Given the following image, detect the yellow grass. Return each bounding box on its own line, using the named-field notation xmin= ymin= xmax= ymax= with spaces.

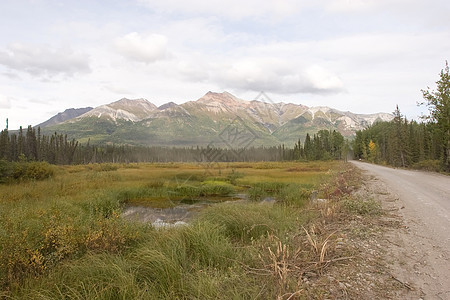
xmin=0 ymin=160 xmax=344 ymax=298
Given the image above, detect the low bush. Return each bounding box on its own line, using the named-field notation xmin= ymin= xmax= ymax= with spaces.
xmin=0 ymin=160 xmax=12 ymax=183
xmin=14 ymin=161 xmax=54 ymax=181
xmin=0 ymin=161 xmax=54 ymax=183
xmin=411 ymin=159 xmax=441 ymax=172
xmin=0 ymin=191 xmax=145 ymax=291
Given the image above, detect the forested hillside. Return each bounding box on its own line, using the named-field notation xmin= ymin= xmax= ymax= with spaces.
xmin=353 ymin=62 xmax=449 ymax=172
xmin=0 ymin=121 xmax=346 ymax=165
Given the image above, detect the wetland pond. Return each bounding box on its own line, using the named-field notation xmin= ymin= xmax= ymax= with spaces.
xmin=122 ymin=194 xmax=275 ymax=228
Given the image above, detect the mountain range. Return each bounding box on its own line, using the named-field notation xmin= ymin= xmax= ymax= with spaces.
xmin=39 ymin=91 xmax=393 ymax=147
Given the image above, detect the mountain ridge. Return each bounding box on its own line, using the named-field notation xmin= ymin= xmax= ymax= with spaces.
xmin=37 ymin=107 xmax=93 ymax=128
xmin=40 ymin=91 xmax=393 ymax=146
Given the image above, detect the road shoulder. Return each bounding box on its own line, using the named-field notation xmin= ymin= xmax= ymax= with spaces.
xmin=355 ymin=166 xmax=450 ymax=299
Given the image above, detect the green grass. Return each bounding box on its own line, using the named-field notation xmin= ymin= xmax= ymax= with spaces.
xmin=342 ymin=196 xmax=382 ymax=216
xmin=0 ymin=161 xmax=343 ymax=299
xmin=13 ymin=203 xmax=304 ymax=299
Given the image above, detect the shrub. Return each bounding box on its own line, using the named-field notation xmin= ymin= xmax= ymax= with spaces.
xmin=411 ymin=160 xmax=441 ymax=172
xmin=21 ymin=162 xmax=54 ymax=180
xmin=4 ymin=161 xmax=55 ymax=182
xmin=0 ymin=160 xmax=13 ymax=183
xmin=0 ymin=197 xmax=145 ymax=290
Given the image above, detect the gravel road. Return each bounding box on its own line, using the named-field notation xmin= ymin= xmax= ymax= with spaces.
xmin=351 ymin=161 xmax=450 ymax=299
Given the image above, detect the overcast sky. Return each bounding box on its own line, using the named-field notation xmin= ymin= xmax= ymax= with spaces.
xmin=0 ymin=0 xmax=449 ymax=129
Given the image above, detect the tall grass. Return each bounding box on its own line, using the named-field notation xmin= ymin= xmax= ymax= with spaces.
xmin=0 ymin=161 xmax=341 ymax=299
xmin=247 ymin=181 xmax=312 ymax=206
xmin=13 ymin=202 xmax=305 ymax=299
xmin=195 ymin=202 xmax=300 ymax=242
xmin=0 ymin=188 xmax=145 ymax=291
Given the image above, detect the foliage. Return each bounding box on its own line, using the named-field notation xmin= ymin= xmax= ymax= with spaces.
xmin=11 ymin=161 xmax=55 ymax=181
xmin=247 ymin=181 xmax=311 ymax=206
xmin=225 ymin=169 xmax=244 ymax=185
xmin=0 ymin=198 xmax=143 ymax=291
xmin=195 ymin=202 xmax=298 ymax=243
xmin=367 ymin=139 xmax=379 ymax=163
xmin=0 ymin=160 xmax=12 ymax=183
xmin=342 ymin=197 xmax=381 ymax=216
xmin=292 ymin=129 xmax=346 ymax=161
xmin=420 ymin=61 xmax=450 ymax=171
xmin=354 ymin=62 xmax=450 ymax=172
xmin=0 ymin=161 xmax=338 ymax=298
xmin=0 ymin=160 xmax=54 ymax=182
xmin=353 ymin=109 xmax=445 ymax=171
xmin=247 ymin=182 xmax=288 ymax=201
xmin=411 ymin=159 xmax=442 ymax=172
xmin=277 ymin=184 xmax=312 ymax=206
xmin=1 ymin=121 xmax=348 ymax=166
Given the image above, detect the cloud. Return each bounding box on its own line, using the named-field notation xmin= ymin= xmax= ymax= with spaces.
xmin=103 ymin=85 xmax=133 ymax=95
xmin=138 ymin=0 xmax=306 ymax=20
xmin=305 ymin=65 xmax=345 ymax=93
xmin=324 ymin=0 xmax=380 ymax=13
xmin=213 ymin=58 xmax=344 ymax=94
xmin=0 ymin=43 xmax=91 ymax=77
xmin=0 ymin=94 xmax=11 ymax=109
xmin=2 ymin=72 xmax=21 ymax=80
xmin=115 ymin=32 xmax=169 ymax=63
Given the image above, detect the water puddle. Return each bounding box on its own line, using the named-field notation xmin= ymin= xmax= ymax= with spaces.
xmin=122 ymin=194 xmax=275 ymax=228
xmin=122 ymin=201 xmax=208 ymax=228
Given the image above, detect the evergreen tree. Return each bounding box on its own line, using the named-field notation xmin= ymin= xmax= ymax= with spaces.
xmin=304 ymin=133 xmax=313 ymax=160
xmin=0 ymin=119 xmax=9 ymax=160
xmin=420 ymin=61 xmax=450 ymax=171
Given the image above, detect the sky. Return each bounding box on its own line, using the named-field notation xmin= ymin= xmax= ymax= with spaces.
xmin=0 ymin=0 xmax=449 ymax=129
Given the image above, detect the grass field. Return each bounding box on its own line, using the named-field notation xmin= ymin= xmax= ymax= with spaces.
xmin=0 ymin=160 xmax=353 ymax=299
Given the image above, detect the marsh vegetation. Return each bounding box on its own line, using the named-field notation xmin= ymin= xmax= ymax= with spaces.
xmin=0 ymin=161 xmax=362 ymax=299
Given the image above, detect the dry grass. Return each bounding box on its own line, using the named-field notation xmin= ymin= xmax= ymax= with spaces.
xmin=2 ymin=160 xmax=376 ymax=299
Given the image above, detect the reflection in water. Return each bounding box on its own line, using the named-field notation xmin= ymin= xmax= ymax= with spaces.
xmin=122 ymin=194 xmax=273 ymax=228
xmin=122 ymin=203 xmax=206 ymax=228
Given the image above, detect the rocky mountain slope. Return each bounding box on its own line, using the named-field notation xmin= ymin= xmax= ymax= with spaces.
xmin=37 ymin=107 xmax=93 ymax=128
xmin=40 ymin=91 xmax=393 ymax=146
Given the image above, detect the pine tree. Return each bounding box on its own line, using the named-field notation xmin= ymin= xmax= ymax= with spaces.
xmin=421 ymin=61 xmax=450 ymax=171
xmin=0 ymin=119 xmax=9 ymax=160
xmin=392 ymin=105 xmax=407 ymax=167
xmin=304 ymin=133 xmax=313 ymax=160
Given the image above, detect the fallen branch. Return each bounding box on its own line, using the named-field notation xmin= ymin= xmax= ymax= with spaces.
xmin=390 ymin=273 xmax=414 ymax=291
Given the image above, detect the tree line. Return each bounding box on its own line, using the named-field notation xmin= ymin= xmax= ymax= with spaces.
xmin=0 ymin=123 xmax=78 ymax=165
xmin=353 ymin=62 xmax=449 ymax=172
xmin=0 ymin=120 xmax=347 ymax=165
xmin=291 ymin=130 xmax=347 ymax=161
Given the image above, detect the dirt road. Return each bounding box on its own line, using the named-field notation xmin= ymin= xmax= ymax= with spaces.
xmin=351 ymin=161 xmax=450 ymax=299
